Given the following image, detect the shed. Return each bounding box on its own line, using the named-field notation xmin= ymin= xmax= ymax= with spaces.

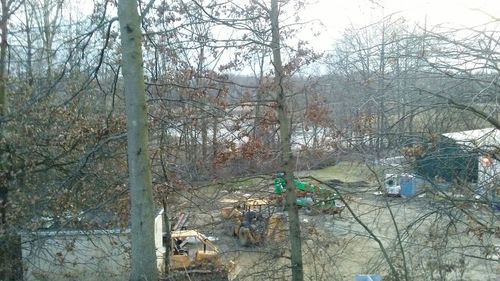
xmin=412 ymin=134 xmax=478 ymax=183
xmin=442 ymin=128 xmax=500 ymax=186
xmin=442 ymin=128 xmax=499 ymax=206
xmin=21 ymin=210 xmax=166 ymax=281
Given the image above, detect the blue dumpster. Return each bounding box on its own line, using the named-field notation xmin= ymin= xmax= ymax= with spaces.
xmin=400 ymin=174 xmax=416 ymax=197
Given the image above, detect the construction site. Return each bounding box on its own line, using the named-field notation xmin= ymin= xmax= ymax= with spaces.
xmin=162 ymin=163 xmax=500 ymax=281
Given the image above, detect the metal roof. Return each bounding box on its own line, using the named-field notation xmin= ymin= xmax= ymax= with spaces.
xmin=442 ymin=128 xmax=500 ymax=149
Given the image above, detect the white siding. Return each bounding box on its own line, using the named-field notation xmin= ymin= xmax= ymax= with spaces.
xmin=22 ymin=230 xmax=131 ymax=281
xmin=22 ymin=212 xmax=165 ymax=281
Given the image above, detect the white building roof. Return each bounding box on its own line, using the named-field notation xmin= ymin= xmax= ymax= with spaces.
xmin=442 ymin=128 xmax=500 ymax=149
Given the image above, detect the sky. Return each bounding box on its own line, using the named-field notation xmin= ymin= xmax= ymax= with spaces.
xmin=68 ymin=0 xmax=499 ymax=75
xmin=71 ymin=0 xmax=499 ymax=46
xmin=301 ymin=0 xmax=500 ymax=51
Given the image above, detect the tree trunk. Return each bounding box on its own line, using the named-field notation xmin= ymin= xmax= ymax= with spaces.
xmin=117 ymin=1 xmax=158 ymax=280
xmin=162 ymin=198 xmax=171 ymax=273
xmin=198 ymin=46 xmax=208 ymax=174
xmin=254 ymin=53 xmax=265 ymax=140
xmin=0 ymin=0 xmax=8 ymax=119
xmin=0 ymin=0 xmax=8 ymax=239
xmin=376 ymin=19 xmax=386 ymax=155
xmin=271 ymin=1 xmax=304 ymax=281
xmin=23 ymin=0 xmax=34 ymax=87
xmin=212 ymin=112 xmax=218 ymax=173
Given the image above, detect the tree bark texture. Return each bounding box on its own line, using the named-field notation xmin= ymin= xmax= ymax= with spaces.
xmin=0 ymin=0 xmax=8 ymax=119
xmin=117 ymin=1 xmax=158 ymax=280
xmin=271 ymin=1 xmax=304 ymax=281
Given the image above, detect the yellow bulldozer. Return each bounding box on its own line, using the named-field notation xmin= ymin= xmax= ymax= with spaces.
xmin=170 ymin=230 xmax=223 ymax=270
xmin=220 ymin=198 xmax=286 ymax=246
xmin=164 ymin=229 xmax=235 ymax=281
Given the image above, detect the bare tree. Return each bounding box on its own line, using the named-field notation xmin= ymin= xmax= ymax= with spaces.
xmin=271 ymin=1 xmax=303 ymax=280
xmin=117 ymin=0 xmax=158 ymax=280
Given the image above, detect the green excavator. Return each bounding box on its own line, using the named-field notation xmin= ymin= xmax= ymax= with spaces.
xmin=273 ymin=172 xmax=344 ymax=215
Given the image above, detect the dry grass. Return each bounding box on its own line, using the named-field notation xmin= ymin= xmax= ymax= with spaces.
xmin=298 ymin=161 xmax=380 ymax=184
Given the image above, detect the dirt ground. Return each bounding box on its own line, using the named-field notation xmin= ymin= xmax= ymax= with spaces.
xmin=171 ymin=168 xmax=500 ymax=281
